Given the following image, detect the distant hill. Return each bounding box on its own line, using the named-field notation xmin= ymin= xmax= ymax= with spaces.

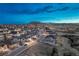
xmin=28 ymin=21 xmax=45 ymax=25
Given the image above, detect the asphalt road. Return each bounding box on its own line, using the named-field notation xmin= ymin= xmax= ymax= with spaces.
xmin=5 ymin=46 xmax=27 ymax=56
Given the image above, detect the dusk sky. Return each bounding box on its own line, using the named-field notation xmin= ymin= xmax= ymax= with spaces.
xmin=0 ymin=3 xmax=79 ymax=24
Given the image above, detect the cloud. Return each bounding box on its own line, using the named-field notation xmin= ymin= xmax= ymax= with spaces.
xmin=9 ymin=6 xmax=70 ymax=14
xmin=0 ymin=3 xmax=77 ymax=15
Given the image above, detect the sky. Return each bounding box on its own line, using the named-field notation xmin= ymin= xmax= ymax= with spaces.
xmin=0 ymin=3 xmax=79 ymax=24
